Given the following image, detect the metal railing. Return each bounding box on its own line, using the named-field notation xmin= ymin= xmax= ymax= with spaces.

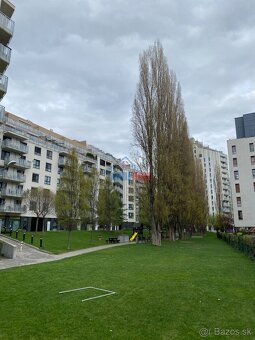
xmin=0 ymin=11 xmax=15 ymax=35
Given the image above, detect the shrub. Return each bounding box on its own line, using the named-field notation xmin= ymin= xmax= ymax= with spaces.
xmin=217 ymin=232 xmax=255 ymax=260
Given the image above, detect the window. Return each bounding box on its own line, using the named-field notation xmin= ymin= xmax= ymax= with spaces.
xmin=34 ymin=146 xmax=41 ymax=156
xmin=128 ymin=212 xmax=134 ymax=219
xmin=252 ymin=169 xmax=255 ymax=178
xmin=128 ymin=195 xmax=134 ymax=202
xmin=129 ymin=187 xmax=134 ymax=194
xmin=251 ymin=156 xmax=255 ymax=165
xmin=47 ymin=150 xmax=52 ymax=159
xmin=235 ymin=183 xmax=240 ymax=193
xmin=128 ymin=180 xmax=133 ymax=185
xmin=236 ymin=197 xmax=241 ymax=207
xmin=100 ymin=169 xmax=105 ymax=176
xmin=233 ymin=158 xmax=238 ymax=167
xmin=234 ymin=171 xmax=239 ymax=180
xmin=232 ymin=145 xmax=236 ymax=154
xmin=253 ymin=183 xmax=255 ymax=192
xmin=44 ymin=176 xmax=51 ymax=185
xmin=33 ymin=159 xmax=40 ymax=169
xmin=238 ymin=210 xmax=243 ymax=220
xmin=45 ymin=163 xmax=52 ymax=172
xmin=100 ymin=159 xmax=105 ymax=166
xmin=32 ymin=173 xmax=39 ymax=183
xmin=249 ymin=143 xmax=254 ymax=152
xmin=129 ymin=204 xmax=134 ymax=210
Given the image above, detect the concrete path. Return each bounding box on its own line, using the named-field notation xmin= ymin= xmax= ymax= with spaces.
xmin=0 ymin=235 xmax=132 ymax=270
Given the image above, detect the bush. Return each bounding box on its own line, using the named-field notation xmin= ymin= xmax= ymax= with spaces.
xmin=217 ymin=231 xmax=255 ymax=260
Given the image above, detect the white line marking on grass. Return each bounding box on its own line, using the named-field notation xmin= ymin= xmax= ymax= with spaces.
xmin=59 ymin=286 xmax=116 ymax=302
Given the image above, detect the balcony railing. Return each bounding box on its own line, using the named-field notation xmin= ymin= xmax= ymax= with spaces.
xmin=0 ymin=188 xmax=23 ymax=197
xmin=2 ymin=157 xmax=31 ymax=169
xmin=2 ymin=139 xmax=28 ymax=153
xmin=0 ymin=43 xmax=11 ymax=71
xmin=0 ymin=204 xmax=26 ymax=213
xmin=0 ymin=171 xmax=26 ymax=182
xmin=0 ymin=104 xmax=4 ymax=119
xmin=0 ymin=11 xmax=14 ymax=35
xmin=58 ymin=158 xmax=65 ymax=167
xmin=0 ymin=73 xmax=8 ymax=95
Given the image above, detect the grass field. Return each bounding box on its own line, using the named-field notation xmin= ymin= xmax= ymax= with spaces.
xmin=8 ymin=230 xmax=132 ymax=254
xmin=0 ymin=234 xmax=254 ymax=339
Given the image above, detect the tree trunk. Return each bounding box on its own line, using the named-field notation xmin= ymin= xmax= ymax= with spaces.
xmin=167 ymin=225 xmax=175 ymax=241
xmin=35 ymin=217 xmax=39 ymax=233
xmin=151 ymin=219 xmax=161 ymax=246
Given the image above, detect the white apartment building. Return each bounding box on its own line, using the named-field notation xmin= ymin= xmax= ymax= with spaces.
xmin=227 ymin=112 xmax=255 ymax=228
xmin=0 ymin=109 xmax=136 ymax=231
xmin=0 ymin=0 xmax=15 ymax=101
xmin=192 ymin=139 xmax=232 ymax=216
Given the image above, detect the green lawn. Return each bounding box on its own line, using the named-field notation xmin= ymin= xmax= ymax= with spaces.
xmin=8 ymin=230 xmax=132 ymax=254
xmin=0 ymin=234 xmax=254 ymax=339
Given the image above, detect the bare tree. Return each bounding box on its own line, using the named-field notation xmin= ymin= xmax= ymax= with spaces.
xmin=132 ymin=40 xmax=171 ymax=246
xmin=23 ymin=187 xmax=55 ymax=232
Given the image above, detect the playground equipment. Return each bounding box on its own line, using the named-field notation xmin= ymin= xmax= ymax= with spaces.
xmin=130 ymin=232 xmax=138 ymax=241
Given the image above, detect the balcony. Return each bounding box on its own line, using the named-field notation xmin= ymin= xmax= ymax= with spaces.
xmin=0 ymin=171 xmax=26 ymax=183
xmin=0 ymin=0 xmax=15 ymax=19
xmin=3 ymin=126 xmax=27 ymax=141
xmin=0 ymin=11 xmax=14 ymax=45
xmin=0 ymin=104 xmax=4 ymax=120
xmin=2 ymin=157 xmax=31 ymax=169
xmin=58 ymin=157 xmax=66 ymax=167
xmin=0 ymin=188 xmax=23 ymax=198
xmin=2 ymin=139 xmax=28 ymax=154
xmin=0 ymin=43 xmax=11 ymax=73
xmin=0 ymin=204 xmax=26 ymax=214
xmin=83 ymin=164 xmax=95 ymax=173
xmin=83 ymin=155 xmax=97 ymax=165
xmin=0 ymin=73 xmax=8 ymax=99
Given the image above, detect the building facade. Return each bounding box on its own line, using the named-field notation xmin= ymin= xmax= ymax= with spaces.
xmin=0 ymin=110 xmax=139 ymax=231
xmin=228 ymin=112 xmax=255 ymax=228
xmin=193 ymin=139 xmax=232 ymax=217
xmin=0 ymin=0 xmax=15 ymax=101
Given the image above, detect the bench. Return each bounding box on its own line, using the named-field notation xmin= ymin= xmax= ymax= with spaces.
xmin=106 ymin=237 xmax=120 ymax=244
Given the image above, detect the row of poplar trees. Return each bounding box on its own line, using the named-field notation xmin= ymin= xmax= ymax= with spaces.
xmin=132 ymin=41 xmax=208 ymax=246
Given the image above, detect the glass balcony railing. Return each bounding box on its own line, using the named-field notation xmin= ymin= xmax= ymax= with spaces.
xmin=0 ymin=171 xmax=26 ymax=182
xmin=0 ymin=188 xmax=23 ymax=197
xmin=0 ymin=43 xmax=11 ymax=64
xmin=2 ymin=157 xmax=31 ymax=169
xmin=2 ymin=139 xmax=28 ymax=153
xmin=0 ymin=73 xmax=8 ymax=94
xmin=0 ymin=11 xmax=14 ymax=35
xmin=0 ymin=204 xmax=26 ymax=213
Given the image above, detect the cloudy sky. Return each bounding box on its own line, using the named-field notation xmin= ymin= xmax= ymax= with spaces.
xmin=2 ymin=0 xmax=255 ymax=158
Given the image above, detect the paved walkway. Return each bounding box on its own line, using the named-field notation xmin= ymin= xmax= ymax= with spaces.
xmin=0 ymin=235 xmax=132 ymax=270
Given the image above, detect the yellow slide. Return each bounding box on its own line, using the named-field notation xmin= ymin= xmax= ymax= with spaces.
xmin=130 ymin=232 xmax=138 ymax=241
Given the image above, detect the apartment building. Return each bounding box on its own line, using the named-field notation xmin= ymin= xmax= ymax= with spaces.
xmin=0 ymin=0 xmax=15 ymax=101
xmin=192 ymin=139 xmax=232 ymax=216
xmin=0 ymin=109 xmax=132 ymax=231
xmin=227 ymin=112 xmax=255 ymax=228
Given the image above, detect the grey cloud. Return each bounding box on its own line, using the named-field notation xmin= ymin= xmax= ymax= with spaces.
xmin=2 ymin=0 xmax=255 ymax=158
